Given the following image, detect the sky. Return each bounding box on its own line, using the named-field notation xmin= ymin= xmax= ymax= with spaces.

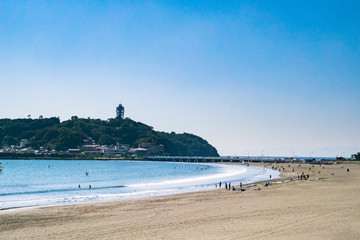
xmin=0 ymin=0 xmax=359 ymax=158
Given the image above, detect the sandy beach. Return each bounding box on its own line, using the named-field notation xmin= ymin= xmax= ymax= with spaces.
xmin=1 ymin=162 xmax=359 ymax=240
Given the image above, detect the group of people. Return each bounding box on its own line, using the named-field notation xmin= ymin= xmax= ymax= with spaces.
xmin=298 ymin=172 xmax=308 ymax=180
xmin=217 ymin=181 xmax=241 ymax=191
xmin=78 ymin=171 xmax=92 ymax=189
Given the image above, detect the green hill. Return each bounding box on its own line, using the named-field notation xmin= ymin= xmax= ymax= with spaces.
xmin=0 ymin=117 xmax=219 ymax=157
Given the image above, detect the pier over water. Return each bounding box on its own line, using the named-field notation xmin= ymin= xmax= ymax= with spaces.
xmin=146 ymin=156 xmax=292 ymax=163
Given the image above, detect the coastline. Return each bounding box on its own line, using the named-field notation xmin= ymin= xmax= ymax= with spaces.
xmin=0 ymin=162 xmax=278 ymax=211
xmin=1 ymin=162 xmax=359 ymax=239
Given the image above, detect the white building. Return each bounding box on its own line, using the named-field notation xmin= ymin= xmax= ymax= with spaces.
xmin=102 ymin=144 xmax=129 ymax=156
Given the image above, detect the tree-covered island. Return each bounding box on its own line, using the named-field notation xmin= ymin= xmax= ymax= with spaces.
xmin=0 ymin=105 xmax=219 ymax=159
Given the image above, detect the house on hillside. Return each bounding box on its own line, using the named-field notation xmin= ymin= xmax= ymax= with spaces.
xmin=102 ymin=143 xmax=129 ymax=157
xmin=138 ymin=142 xmax=164 ymax=155
xmin=129 ymin=148 xmax=148 ymax=157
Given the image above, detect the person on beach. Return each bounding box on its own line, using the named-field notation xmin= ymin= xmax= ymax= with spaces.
xmin=225 ymin=183 xmax=228 ymax=190
xmin=240 ymin=182 xmax=242 ymax=187
xmin=270 ymin=175 xmax=272 ymax=179
xmin=229 ymin=182 xmax=231 ymax=190
xmin=89 ymin=184 xmax=91 ymax=189
xmin=219 ymin=181 xmax=222 ymax=188
xmin=78 ymin=184 xmax=81 ymax=189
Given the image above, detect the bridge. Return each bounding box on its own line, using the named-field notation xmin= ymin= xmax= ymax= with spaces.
xmin=145 ymin=156 xmax=291 ymax=163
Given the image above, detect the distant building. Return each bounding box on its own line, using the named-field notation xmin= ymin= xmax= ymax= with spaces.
xmin=102 ymin=143 xmax=129 ymax=157
xmin=138 ymin=142 xmax=164 ymax=155
xmin=80 ymin=145 xmax=102 ymax=154
xmin=116 ymin=104 xmax=125 ymax=119
xmin=129 ymin=148 xmax=149 ymax=157
xmin=1 ymin=146 xmax=13 ymax=152
xmin=20 ymin=147 xmax=35 ymax=154
xmin=79 ymin=137 xmax=102 ymax=154
xmin=19 ymin=139 xmax=28 ymax=148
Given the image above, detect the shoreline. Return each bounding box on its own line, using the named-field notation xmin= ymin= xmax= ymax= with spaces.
xmin=0 ymin=162 xmax=280 ymax=212
xmin=1 ymin=162 xmax=359 ymax=239
xmin=0 ymin=162 xmax=292 ymax=214
xmin=0 ymin=162 xmax=311 ymax=214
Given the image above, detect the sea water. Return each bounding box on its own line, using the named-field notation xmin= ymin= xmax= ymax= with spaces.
xmin=0 ymin=160 xmax=279 ymax=210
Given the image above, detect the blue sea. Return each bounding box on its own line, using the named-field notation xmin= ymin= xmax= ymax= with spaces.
xmin=0 ymin=160 xmax=279 ymax=210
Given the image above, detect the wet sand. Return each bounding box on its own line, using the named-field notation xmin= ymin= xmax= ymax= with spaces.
xmin=1 ymin=162 xmax=359 ymax=240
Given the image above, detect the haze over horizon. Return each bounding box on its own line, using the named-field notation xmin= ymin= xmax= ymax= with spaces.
xmin=1 ymin=1 xmax=359 ymax=158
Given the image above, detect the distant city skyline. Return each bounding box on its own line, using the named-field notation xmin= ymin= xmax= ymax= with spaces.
xmin=1 ymin=1 xmax=359 ymax=157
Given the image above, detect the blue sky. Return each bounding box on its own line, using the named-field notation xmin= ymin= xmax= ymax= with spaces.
xmin=1 ymin=0 xmax=359 ymax=157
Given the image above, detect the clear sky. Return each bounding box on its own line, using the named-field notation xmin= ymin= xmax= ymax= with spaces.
xmin=1 ymin=1 xmax=359 ymax=158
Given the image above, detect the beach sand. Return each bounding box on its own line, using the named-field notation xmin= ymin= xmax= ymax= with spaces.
xmin=1 ymin=162 xmax=359 ymax=240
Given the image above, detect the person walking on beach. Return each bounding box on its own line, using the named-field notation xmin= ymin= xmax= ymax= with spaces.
xmin=225 ymin=183 xmax=228 ymax=190
xmin=229 ymin=182 xmax=231 ymax=190
xmin=219 ymin=181 xmax=222 ymax=188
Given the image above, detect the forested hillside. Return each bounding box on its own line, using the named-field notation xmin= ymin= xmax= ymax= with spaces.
xmin=0 ymin=117 xmax=219 ymax=157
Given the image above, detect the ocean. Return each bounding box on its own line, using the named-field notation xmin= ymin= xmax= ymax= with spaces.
xmin=0 ymin=160 xmax=279 ymax=210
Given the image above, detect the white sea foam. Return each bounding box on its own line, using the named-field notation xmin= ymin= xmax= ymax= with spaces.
xmin=127 ymin=163 xmax=247 ymax=188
